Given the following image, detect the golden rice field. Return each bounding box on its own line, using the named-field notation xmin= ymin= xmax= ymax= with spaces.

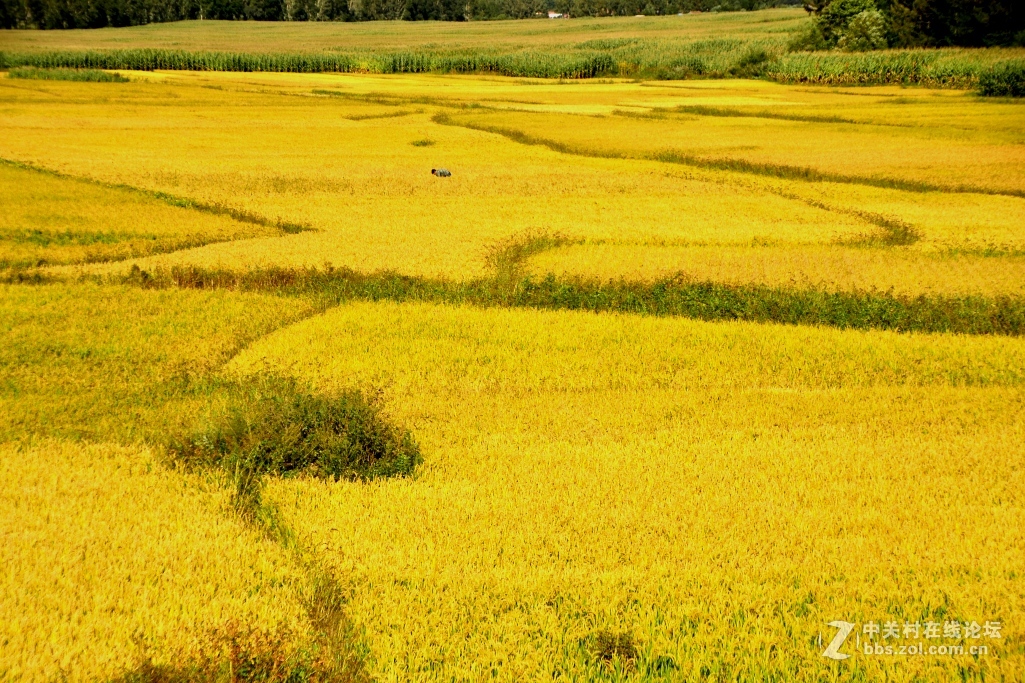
xmin=0 ymin=440 xmax=313 ymax=680
xmin=1 ymin=58 xmax=1024 ymax=682
xmin=0 ymin=163 xmax=278 ymax=269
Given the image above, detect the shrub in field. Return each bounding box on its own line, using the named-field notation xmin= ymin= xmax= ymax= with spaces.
xmin=7 ymin=66 xmax=127 ymax=82
xmin=728 ymin=48 xmax=771 ymax=76
xmin=978 ymin=62 xmax=1025 ymax=96
xmin=170 ymin=376 xmax=421 ymax=483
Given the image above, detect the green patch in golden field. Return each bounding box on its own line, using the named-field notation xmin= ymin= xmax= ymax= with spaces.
xmin=0 ymin=284 xmax=376 ymax=681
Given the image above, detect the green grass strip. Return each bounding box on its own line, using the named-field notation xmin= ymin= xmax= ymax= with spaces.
xmin=0 ymin=158 xmax=313 ymax=235
xmin=19 ymin=265 xmax=1018 ymax=337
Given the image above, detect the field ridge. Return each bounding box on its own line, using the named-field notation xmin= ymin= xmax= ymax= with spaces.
xmin=14 ymin=263 xmax=1019 ymax=337
xmin=432 ymin=114 xmax=1025 ymax=199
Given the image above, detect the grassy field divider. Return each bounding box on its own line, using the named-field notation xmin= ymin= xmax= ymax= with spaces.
xmin=0 ymin=158 xmax=314 ymax=235
xmin=432 ymin=114 xmax=1025 ymax=199
xmin=665 ymin=104 xmax=910 ymax=127
xmin=12 ymin=263 xmax=1015 ymax=337
xmin=762 ymin=187 xmax=923 ymax=247
xmin=2 ymin=46 xmax=1021 ymax=94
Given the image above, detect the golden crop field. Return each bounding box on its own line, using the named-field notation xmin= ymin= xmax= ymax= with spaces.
xmin=0 ymin=10 xmax=807 ymax=54
xmin=1 ymin=29 xmax=1024 ymax=682
xmin=0 ymin=440 xmax=313 ymax=681
xmin=239 ymin=301 xmax=1025 ymax=682
xmin=0 ymin=162 xmax=279 ymax=269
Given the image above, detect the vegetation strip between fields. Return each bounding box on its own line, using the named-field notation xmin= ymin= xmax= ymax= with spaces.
xmin=0 ymin=158 xmax=315 ymax=235
xmin=431 ymin=114 xmax=1025 ymax=199
xmin=11 ymin=263 xmax=1020 ymax=337
xmin=3 ymin=48 xmax=1024 ymax=95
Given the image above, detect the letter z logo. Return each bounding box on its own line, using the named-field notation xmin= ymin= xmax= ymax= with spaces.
xmin=822 ymin=621 xmax=856 ymax=660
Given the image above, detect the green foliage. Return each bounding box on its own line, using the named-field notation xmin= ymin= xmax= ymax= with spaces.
xmin=978 ymin=62 xmax=1025 ymax=96
xmin=818 ymin=0 xmax=877 ymax=45
xmin=3 ymin=39 xmax=1016 ymax=89
xmin=787 ymin=22 xmax=828 ymax=51
xmin=170 ymin=376 xmax=422 ymax=482
xmin=885 ymin=0 xmax=1025 ymax=48
xmin=768 ymin=49 xmax=1019 ymax=90
xmin=591 ymin=631 xmax=639 ymax=664
xmin=0 ymin=49 xmax=618 ymax=79
xmin=728 ymin=47 xmax=771 ymax=76
xmin=7 ymin=66 xmax=127 ymax=81
xmin=803 ymin=0 xmax=1025 ymax=49
xmin=836 ymin=9 xmax=888 ymax=51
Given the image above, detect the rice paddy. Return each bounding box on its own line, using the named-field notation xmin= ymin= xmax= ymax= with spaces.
xmin=1 ymin=18 xmax=1024 ymax=682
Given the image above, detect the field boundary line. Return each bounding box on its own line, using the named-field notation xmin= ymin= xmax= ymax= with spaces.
xmin=11 ymin=264 xmax=1023 ymax=337
xmin=432 ymin=113 xmax=1025 ymax=200
xmin=0 ymin=157 xmax=316 ymax=235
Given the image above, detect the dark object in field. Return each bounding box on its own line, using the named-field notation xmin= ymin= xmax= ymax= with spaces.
xmin=431 ymin=168 xmax=452 ymax=177
xmin=592 ymin=630 xmax=638 ymax=664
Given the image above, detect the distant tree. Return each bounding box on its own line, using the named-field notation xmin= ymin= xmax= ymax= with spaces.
xmin=804 ymin=0 xmax=1025 ymax=47
xmin=881 ymin=0 xmax=1025 ymax=47
xmin=836 ymin=7 xmax=887 ymax=49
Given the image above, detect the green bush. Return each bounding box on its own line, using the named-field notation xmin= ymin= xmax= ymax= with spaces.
xmin=978 ymin=62 xmax=1025 ymax=96
xmin=170 ymin=376 xmax=421 ymax=482
xmin=787 ymin=23 xmax=829 ymax=52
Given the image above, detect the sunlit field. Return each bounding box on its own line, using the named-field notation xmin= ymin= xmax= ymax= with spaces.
xmin=1 ymin=54 xmax=1023 ymax=682
xmin=243 ymin=301 xmax=1025 ymax=682
xmin=0 ymin=440 xmax=314 ymax=681
xmin=0 ymin=11 xmax=806 ymax=53
xmin=0 ymin=163 xmax=280 ymax=268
